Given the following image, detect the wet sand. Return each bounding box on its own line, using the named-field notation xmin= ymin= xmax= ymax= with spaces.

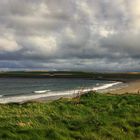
xmin=110 ymin=80 xmax=140 ymax=94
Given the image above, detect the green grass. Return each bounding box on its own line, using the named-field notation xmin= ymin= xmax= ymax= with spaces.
xmin=0 ymin=92 xmax=140 ymax=140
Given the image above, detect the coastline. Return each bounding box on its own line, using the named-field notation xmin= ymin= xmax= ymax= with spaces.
xmin=0 ymin=80 xmax=140 ymax=104
xmin=0 ymin=81 xmax=121 ymax=104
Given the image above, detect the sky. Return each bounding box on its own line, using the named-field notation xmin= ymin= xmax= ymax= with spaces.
xmin=0 ymin=0 xmax=140 ymax=72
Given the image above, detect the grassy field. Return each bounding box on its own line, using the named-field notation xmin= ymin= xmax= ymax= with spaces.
xmin=0 ymin=93 xmax=140 ymax=140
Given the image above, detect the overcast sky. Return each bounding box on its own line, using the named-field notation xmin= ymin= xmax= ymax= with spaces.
xmin=0 ymin=0 xmax=140 ymax=72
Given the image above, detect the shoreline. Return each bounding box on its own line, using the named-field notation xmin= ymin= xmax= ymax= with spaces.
xmin=36 ymin=80 xmax=140 ymax=102
xmin=0 ymin=81 xmax=121 ymax=104
xmin=0 ymin=80 xmax=140 ymax=104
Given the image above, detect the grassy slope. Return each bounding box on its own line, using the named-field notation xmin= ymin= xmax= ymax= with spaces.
xmin=0 ymin=93 xmax=140 ymax=140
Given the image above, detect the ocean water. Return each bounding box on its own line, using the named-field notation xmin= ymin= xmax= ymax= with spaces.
xmin=0 ymin=78 xmax=122 ymax=103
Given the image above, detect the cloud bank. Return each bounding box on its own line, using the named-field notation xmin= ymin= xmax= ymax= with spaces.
xmin=0 ymin=0 xmax=140 ymax=71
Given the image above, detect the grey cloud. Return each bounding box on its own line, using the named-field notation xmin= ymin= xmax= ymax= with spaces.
xmin=101 ymin=32 xmax=140 ymax=58
xmin=0 ymin=0 xmax=140 ymax=71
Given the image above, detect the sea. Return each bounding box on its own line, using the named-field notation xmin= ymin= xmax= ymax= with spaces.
xmin=0 ymin=78 xmax=123 ymax=103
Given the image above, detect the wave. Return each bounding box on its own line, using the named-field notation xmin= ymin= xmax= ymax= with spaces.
xmin=0 ymin=82 xmax=122 ymax=104
xmin=0 ymin=95 xmax=3 ymax=98
xmin=33 ymin=90 xmax=51 ymax=94
xmin=93 ymin=82 xmax=122 ymax=90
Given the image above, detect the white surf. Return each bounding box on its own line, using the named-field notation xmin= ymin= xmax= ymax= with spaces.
xmin=33 ymin=90 xmax=50 ymax=94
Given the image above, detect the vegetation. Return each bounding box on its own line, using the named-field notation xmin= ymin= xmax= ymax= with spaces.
xmin=0 ymin=92 xmax=140 ymax=140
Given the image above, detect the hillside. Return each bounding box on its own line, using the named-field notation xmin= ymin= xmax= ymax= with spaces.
xmin=0 ymin=92 xmax=139 ymax=140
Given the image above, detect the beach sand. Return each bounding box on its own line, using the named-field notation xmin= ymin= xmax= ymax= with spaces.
xmin=110 ymin=80 xmax=140 ymax=94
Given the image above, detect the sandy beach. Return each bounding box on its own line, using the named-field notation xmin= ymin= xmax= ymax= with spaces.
xmin=110 ymin=80 xmax=140 ymax=94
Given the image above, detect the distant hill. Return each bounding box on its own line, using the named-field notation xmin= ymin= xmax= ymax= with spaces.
xmin=0 ymin=71 xmax=140 ymax=81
